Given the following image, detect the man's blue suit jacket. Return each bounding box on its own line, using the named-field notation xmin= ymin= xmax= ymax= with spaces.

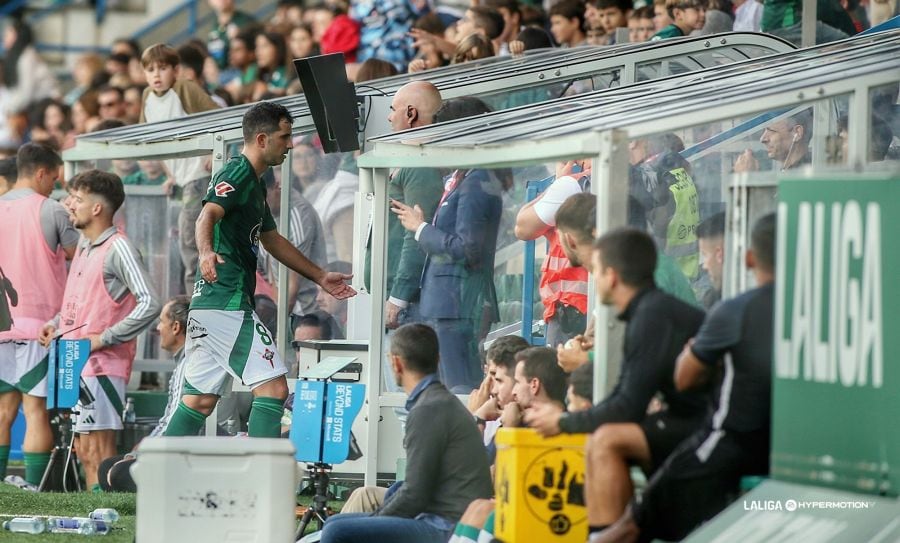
xmin=417 ymin=169 xmax=503 ymax=321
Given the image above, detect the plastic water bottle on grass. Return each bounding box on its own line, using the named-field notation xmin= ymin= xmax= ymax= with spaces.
xmin=3 ymin=517 xmax=46 ymax=534
xmin=75 ymin=517 xmax=110 ymax=535
xmin=47 ymin=517 xmax=97 ymax=535
xmin=89 ymin=508 xmax=120 ymax=524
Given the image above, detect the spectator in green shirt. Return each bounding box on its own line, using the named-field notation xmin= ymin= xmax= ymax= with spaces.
xmin=650 ymin=0 xmax=706 ymax=40
xmin=122 ymin=160 xmax=168 ymax=186
xmin=207 ymin=0 xmax=256 ymax=74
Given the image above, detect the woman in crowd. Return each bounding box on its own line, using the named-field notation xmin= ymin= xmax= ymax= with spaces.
xmin=253 ymin=31 xmax=290 ymax=100
xmin=2 ymin=19 xmax=59 ymax=139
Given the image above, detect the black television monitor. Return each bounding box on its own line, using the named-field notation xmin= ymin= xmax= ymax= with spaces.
xmin=293 ymin=53 xmax=360 ymax=153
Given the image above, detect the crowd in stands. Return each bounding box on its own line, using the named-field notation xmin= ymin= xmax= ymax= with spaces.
xmin=0 ymin=0 xmax=886 ymax=153
xmin=0 ymin=0 xmax=895 ymax=539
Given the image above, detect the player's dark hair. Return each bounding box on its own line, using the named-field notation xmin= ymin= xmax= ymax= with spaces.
xmin=595 ymin=0 xmax=632 ymax=12
xmin=468 ymin=6 xmax=505 ymax=40
xmin=68 ymin=169 xmax=126 ymax=213
xmin=166 ymin=295 xmax=191 ymax=331
xmin=515 ymin=347 xmax=567 ymax=403
xmin=516 ymin=27 xmax=554 ymax=50
xmin=697 ymin=211 xmax=725 ymax=240
xmin=391 ymin=323 xmax=440 ymax=375
xmin=243 ymin=101 xmax=294 ymax=143
xmin=486 ymin=335 xmax=530 ymax=372
xmin=484 ymin=0 xmax=520 ymax=16
xmin=294 ymin=311 xmax=334 ymax=340
xmin=177 ymin=43 xmax=206 ymax=77
xmin=0 ymin=157 xmax=18 ymax=184
xmin=549 ymin=0 xmax=586 ymax=28
xmin=555 ymin=193 xmax=595 ymax=243
xmin=593 ymin=227 xmax=657 ymax=289
xmin=16 ymin=142 xmax=62 ymax=179
xmin=433 ymin=96 xmax=492 ymax=123
xmin=568 ymin=361 xmax=594 ymax=403
xmin=751 ymin=212 xmax=776 ymax=272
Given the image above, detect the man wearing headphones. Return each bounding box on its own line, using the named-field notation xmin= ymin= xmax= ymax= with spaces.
xmin=734 ymin=109 xmax=813 ymax=172
xmin=365 ymin=81 xmax=444 ymax=331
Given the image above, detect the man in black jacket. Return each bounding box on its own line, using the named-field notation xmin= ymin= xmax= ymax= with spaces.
xmin=526 ymin=227 xmax=708 ymax=535
xmin=321 ymin=323 xmax=494 ymax=543
xmin=594 ymin=213 xmax=777 ymax=543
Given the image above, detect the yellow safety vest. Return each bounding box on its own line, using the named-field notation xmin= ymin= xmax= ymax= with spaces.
xmin=665 ymin=168 xmax=700 ymax=280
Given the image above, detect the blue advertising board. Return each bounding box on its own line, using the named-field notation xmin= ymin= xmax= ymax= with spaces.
xmin=47 ymin=338 xmax=90 ymax=409
xmin=291 ymin=380 xmax=365 ymax=464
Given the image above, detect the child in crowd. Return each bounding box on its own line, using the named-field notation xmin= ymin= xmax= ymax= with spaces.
xmin=224 ymin=28 xmax=259 ymax=104
xmin=594 ymin=0 xmax=632 ymax=44
xmin=653 ymin=0 xmax=674 ymax=30
xmin=122 ymin=160 xmax=167 ymax=186
xmin=549 ymin=0 xmax=588 ymax=47
xmin=139 ymin=43 xmax=219 ymax=293
xmin=628 ymin=6 xmax=658 ymax=42
xmin=651 ymin=0 xmax=706 ymax=40
xmin=253 ymin=31 xmax=290 ymax=100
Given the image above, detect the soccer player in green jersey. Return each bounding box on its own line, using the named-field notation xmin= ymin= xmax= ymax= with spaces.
xmin=164 ymin=101 xmax=356 ymax=438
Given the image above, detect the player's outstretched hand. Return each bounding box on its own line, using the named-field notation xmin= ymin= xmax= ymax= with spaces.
xmin=200 ymin=251 xmax=225 ymax=283
xmin=321 ymin=272 xmax=357 ymax=300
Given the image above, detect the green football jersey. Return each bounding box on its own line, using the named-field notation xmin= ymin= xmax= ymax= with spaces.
xmin=190 ymin=155 xmax=276 ymax=311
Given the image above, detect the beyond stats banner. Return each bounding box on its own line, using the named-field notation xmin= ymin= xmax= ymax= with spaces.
xmin=772 ymin=173 xmax=899 ymax=496
xmin=47 ymin=338 xmax=90 ymax=409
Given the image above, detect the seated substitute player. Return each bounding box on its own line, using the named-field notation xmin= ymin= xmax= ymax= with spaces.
xmin=525 ymin=228 xmax=708 ymax=535
xmin=163 ymin=102 xmax=355 ymax=439
xmin=595 ymin=213 xmax=776 ymax=543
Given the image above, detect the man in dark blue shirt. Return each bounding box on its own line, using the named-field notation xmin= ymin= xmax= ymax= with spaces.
xmin=594 ymin=213 xmax=776 ymax=543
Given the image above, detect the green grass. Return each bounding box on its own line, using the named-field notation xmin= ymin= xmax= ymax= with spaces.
xmin=0 ymin=481 xmax=348 ymax=540
xmin=0 ymin=483 xmax=135 ymax=541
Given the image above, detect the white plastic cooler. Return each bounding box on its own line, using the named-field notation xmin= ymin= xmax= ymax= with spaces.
xmin=132 ymin=437 xmax=297 ymax=542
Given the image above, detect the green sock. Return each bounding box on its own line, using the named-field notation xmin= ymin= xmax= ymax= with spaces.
xmin=23 ymin=451 xmax=51 ymax=486
xmin=163 ymin=401 xmax=208 ymax=436
xmin=91 ymin=483 xmax=102 ymax=494
xmin=0 ymin=445 xmax=9 ymax=480
xmin=248 ymin=397 xmax=285 ymax=438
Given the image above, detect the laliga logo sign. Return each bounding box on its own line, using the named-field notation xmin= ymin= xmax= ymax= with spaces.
xmin=774 ymin=200 xmax=883 ymax=388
